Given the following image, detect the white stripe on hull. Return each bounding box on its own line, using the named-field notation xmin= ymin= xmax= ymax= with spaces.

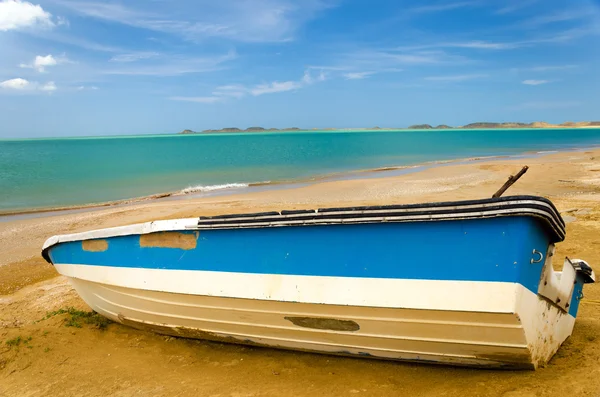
xmin=55 ymin=265 xmax=576 ymax=369
xmin=55 ymin=264 xmax=519 ymax=312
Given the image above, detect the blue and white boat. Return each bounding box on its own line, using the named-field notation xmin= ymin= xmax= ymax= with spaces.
xmin=42 ymin=195 xmax=595 ymax=369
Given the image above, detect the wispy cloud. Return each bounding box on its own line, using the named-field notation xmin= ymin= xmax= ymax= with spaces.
xmin=169 ymin=96 xmax=224 ymax=103
xmin=513 ymin=64 xmax=578 ymax=72
xmin=0 ymin=0 xmax=55 ymax=31
xmin=77 ymin=85 xmax=99 ymax=91
xmin=169 ymin=69 xmax=326 ymax=103
xmin=250 ymin=80 xmax=303 ymax=96
xmin=51 ymin=0 xmax=335 ymax=43
xmin=103 ymin=51 xmax=236 ymax=76
xmin=522 ymin=79 xmax=549 ymax=85
xmin=444 ymin=41 xmax=521 ymax=50
xmin=40 ymin=81 xmax=57 ymax=91
xmin=392 ymin=25 xmax=599 ymax=55
xmin=248 ymin=70 xmax=324 ymax=96
xmin=408 ymin=1 xmax=479 ymax=14
xmin=521 ymin=8 xmax=593 ymax=28
xmin=394 ymin=40 xmax=520 ymax=51
xmin=495 ymin=0 xmax=539 ymax=15
xmin=513 ymin=101 xmax=581 ymax=110
xmin=110 ymin=52 xmax=160 ymax=63
xmin=213 ymin=84 xmax=247 ymax=99
xmin=424 ymin=73 xmax=487 ymax=82
xmin=343 ymin=71 xmax=376 ymax=80
xmin=530 ymin=64 xmax=578 ymax=72
xmin=338 ymin=50 xmax=462 ymax=74
xmin=34 ymin=32 xmax=123 ymax=53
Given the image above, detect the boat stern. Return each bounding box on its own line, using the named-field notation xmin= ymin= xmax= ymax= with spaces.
xmin=517 ymin=253 xmax=596 ymax=368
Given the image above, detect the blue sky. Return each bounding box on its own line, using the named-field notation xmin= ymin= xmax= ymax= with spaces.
xmin=0 ymin=0 xmax=599 ymax=137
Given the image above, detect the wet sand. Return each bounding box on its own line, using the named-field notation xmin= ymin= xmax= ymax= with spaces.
xmin=1 ymin=149 xmax=600 ymax=397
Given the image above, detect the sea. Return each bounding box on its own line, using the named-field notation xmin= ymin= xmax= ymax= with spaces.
xmin=2 ymin=128 xmax=600 ymax=213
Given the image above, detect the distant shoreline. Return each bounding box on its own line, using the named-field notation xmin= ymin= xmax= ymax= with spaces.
xmin=180 ymin=121 xmax=600 ymax=134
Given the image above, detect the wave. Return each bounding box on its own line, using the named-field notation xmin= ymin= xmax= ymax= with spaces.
xmin=181 ymin=183 xmax=249 ymax=194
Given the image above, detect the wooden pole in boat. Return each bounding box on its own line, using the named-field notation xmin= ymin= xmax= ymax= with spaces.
xmin=492 ymin=166 xmax=529 ymax=198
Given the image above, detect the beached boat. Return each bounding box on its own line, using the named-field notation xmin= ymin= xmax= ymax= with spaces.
xmin=42 ymin=195 xmax=595 ymax=369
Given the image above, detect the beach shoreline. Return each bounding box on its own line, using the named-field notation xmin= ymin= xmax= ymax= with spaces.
xmin=1 ymin=147 xmax=600 ymax=396
xmin=2 ymin=144 xmax=597 ymax=220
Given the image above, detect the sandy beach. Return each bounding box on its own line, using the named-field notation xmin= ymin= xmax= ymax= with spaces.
xmin=2 ymin=148 xmax=600 ymax=397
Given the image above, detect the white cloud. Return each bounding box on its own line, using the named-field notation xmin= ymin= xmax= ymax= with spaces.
xmin=19 ymin=54 xmax=61 ymax=72
xmin=424 ymin=73 xmax=487 ymax=82
xmin=0 ymin=0 xmax=54 ymax=31
xmin=110 ymin=52 xmax=160 ymax=62
xmin=169 ymin=96 xmax=224 ymax=103
xmin=522 ymin=79 xmax=550 ymax=85
xmin=40 ymin=81 xmax=57 ymax=91
xmin=344 ymin=71 xmax=376 ymax=80
xmin=0 ymin=77 xmax=57 ymax=92
xmin=0 ymin=77 xmax=30 ymax=89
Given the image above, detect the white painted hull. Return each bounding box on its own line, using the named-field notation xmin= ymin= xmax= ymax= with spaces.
xmin=63 ymin=268 xmax=577 ymax=369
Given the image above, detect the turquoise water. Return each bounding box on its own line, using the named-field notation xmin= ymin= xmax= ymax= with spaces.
xmin=2 ymin=129 xmax=600 ymax=212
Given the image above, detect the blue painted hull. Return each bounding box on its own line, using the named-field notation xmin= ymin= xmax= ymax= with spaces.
xmin=50 ymin=217 xmax=548 ymax=294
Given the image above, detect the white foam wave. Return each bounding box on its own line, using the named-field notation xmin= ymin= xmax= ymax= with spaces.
xmin=181 ymin=183 xmax=249 ymax=194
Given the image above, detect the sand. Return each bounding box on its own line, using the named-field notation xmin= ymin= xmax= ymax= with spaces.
xmin=1 ymin=149 xmax=600 ymax=397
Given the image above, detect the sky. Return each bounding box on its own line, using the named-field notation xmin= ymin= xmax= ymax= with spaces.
xmin=0 ymin=0 xmax=599 ymax=138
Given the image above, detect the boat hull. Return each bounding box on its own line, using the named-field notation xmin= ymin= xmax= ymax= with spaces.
xmin=42 ymin=196 xmax=594 ymax=369
xmin=62 ymin=271 xmax=574 ymax=369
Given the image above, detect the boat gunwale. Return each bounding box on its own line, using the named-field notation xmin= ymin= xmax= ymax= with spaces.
xmin=41 ymin=195 xmax=565 ymax=263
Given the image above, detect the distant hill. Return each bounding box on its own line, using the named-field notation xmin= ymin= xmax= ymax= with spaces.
xmin=461 ymin=122 xmax=529 ymax=129
xmin=177 ymin=121 xmax=600 ymax=134
xmin=183 ymin=127 xmax=303 ymax=133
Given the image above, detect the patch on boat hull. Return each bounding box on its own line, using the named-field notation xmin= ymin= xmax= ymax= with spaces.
xmin=284 ymin=316 xmax=360 ymax=331
xmin=82 ymin=239 xmax=108 ymax=252
xmin=139 ymin=231 xmax=198 ymax=250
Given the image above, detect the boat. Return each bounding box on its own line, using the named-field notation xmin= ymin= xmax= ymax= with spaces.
xmin=41 ymin=195 xmax=595 ymax=369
